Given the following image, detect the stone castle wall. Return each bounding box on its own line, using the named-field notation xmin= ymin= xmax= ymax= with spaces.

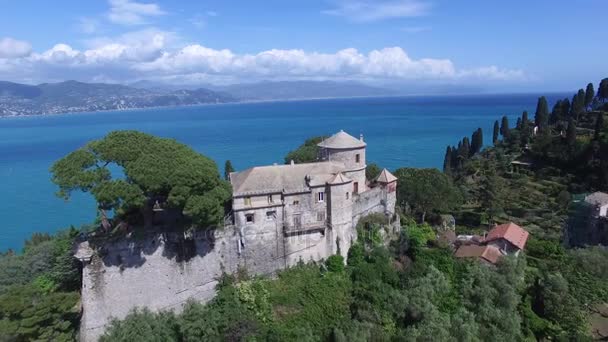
xmin=79 ymin=186 xmax=396 ymax=341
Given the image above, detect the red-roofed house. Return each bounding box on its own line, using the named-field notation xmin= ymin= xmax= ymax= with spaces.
xmin=454 ymin=245 xmax=503 ymax=265
xmin=485 ymin=222 xmax=529 ymax=256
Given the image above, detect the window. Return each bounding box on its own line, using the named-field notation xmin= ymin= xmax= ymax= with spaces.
xmin=353 ymin=182 xmax=359 ymax=195
xmin=346 ymin=192 xmax=349 ymax=200
xmin=317 ymin=191 xmax=324 ymax=202
xmin=266 ymin=210 xmax=276 ymax=220
xmin=267 ymin=194 xmax=274 ymax=204
xmin=293 ymin=214 xmax=302 ymax=228
xmin=245 ymin=213 xmax=254 ymax=224
xmin=244 ymin=196 xmax=252 ymax=206
xmin=317 ymin=211 xmax=325 ymax=222
xmin=356 ymin=154 xmax=360 ymax=163
xmin=293 ymin=200 xmax=300 ymax=206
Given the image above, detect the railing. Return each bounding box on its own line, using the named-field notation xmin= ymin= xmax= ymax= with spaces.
xmin=283 ymin=221 xmax=327 ymax=235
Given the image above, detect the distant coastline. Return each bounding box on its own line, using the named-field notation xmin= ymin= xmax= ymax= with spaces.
xmin=0 ymin=92 xmax=572 ymax=119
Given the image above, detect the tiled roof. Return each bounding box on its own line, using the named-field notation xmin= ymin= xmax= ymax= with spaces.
xmin=375 ymin=168 xmax=397 ymax=183
xmin=485 ymin=222 xmax=529 ymax=250
xmin=328 ymin=172 xmax=352 ymax=185
xmin=317 ymin=130 xmax=366 ymax=149
xmin=230 ymin=161 xmax=345 ymax=195
xmin=455 ymin=245 xmax=503 ymax=264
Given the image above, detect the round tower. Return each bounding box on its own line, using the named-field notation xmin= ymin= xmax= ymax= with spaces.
xmin=318 ymin=130 xmax=367 ymax=194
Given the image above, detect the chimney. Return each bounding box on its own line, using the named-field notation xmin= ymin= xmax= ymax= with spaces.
xmin=360 ymin=133 xmax=364 ymax=142
xmin=290 ymin=160 xmax=295 ymax=166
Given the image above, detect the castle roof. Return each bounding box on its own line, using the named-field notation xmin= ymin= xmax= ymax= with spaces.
xmin=230 ymin=161 xmax=345 ymax=196
xmin=485 ymin=222 xmax=529 ymax=250
xmin=317 ymin=130 xmax=366 ymax=149
xmin=328 ymin=172 xmax=352 ymax=185
xmin=455 ymin=245 xmax=503 ymax=264
xmin=584 ymin=192 xmax=608 ymax=206
xmin=375 ymin=168 xmax=397 ymax=183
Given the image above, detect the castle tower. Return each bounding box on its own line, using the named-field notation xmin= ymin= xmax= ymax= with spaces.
xmin=327 ymin=172 xmax=354 ymax=258
xmin=375 ymin=168 xmax=398 ymax=215
xmin=318 ymin=130 xmax=367 ymax=195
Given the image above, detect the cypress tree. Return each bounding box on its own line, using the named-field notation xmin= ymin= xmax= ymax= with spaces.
xmin=571 ymin=91 xmax=585 ymax=119
xmin=450 ymin=145 xmax=458 ymax=169
xmin=550 ymin=100 xmax=561 ymax=124
xmin=500 ymin=116 xmax=510 ymax=138
xmin=493 ymin=120 xmax=500 ymax=145
xmin=566 ymin=118 xmax=577 ymax=148
xmin=462 ymin=137 xmax=471 ymax=157
xmin=470 ymin=128 xmax=483 ymax=155
xmin=516 ymin=118 xmax=522 ymax=130
xmin=522 ymin=110 xmax=529 ymax=124
xmin=224 ymin=160 xmax=234 ymax=181
xmin=521 ymin=117 xmax=531 ymax=146
xmin=599 ymin=78 xmax=608 ymax=103
xmin=443 ymin=146 xmax=452 ymax=174
xmin=578 ymin=88 xmax=586 ymax=112
xmin=585 ymin=83 xmax=595 ymax=109
xmin=534 ymin=96 xmax=549 ymax=130
xmin=561 ymin=98 xmax=571 ymax=118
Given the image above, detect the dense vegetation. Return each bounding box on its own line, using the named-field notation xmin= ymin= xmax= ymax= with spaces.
xmin=0 ymin=229 xmax=82 ymax=341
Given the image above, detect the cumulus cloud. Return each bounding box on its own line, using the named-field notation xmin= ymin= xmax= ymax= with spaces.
xmin=107 ymin=0 xmax=165 ymax=25
xmin=323 ymin=0 xmax=430 ymax=22
xmin=0 ymin=37 xmax=32 ymax=58
xmin=0 ymin=32 xmax=525 ymax=85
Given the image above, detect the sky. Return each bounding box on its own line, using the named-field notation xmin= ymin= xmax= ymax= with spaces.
xmin=0 ymin=0 xmax=606 ymax=93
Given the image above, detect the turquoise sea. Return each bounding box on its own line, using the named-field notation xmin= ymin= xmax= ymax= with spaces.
xmin=0 ymin=94 xmax=567 ymax=251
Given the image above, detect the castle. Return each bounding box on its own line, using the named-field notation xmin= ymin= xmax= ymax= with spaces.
xmin=76 ymin=130 xmax=397 ymax=341
xmin=229 ymin=130 xmax=397 ymax=262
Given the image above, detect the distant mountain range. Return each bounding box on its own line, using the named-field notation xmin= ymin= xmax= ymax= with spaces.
xmin=211 ymin=80 xmax=397 ymax=101
xmin=0 ymin=81 xmax=235 ymax=116
xmin=0 ymin=80 xmax=398 ymax=116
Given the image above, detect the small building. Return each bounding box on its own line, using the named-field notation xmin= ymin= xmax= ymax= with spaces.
xmin=454 ymin=222 xmax=529 ymax=264
xmin=584 ymin=191 xmax=608 ymax=217
xmin=485 ymin=222 xmax=529 ymax=256
xmin=454 ymin=244 xmax=502 ymax=265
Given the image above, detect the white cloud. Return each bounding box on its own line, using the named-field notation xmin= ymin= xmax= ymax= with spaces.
xmin=0 ymin=32 xmax=525 ymax=86
xmin=323 ymin=0 xmax=430 ymax=22
xmin=0 ymin=37 xmax=32 ymax=58
xmin=107 ymin=0 xmax=165 ymax=25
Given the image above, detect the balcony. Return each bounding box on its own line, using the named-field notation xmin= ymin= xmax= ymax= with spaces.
xmin=283 ymin=221 xmax=327 ymax=236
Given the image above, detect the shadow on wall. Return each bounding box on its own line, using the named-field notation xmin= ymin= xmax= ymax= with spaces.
xmin=88 ymin=229 xmax=218 ymax=269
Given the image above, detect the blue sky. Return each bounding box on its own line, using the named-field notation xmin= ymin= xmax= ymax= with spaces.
xmin=0 ymin=0 xmax=606 ymax=93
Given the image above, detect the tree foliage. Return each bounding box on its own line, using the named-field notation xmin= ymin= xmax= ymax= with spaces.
xmin=394 ymin=168 xmax=461 ymax=222
xmin=224 ymin=160 xmax=234 ymax=181
xmin=283 ymin=136 xmax=326 ymax=164
xmin=365 ymin=163 xmax=382 ymax=182
xmin=493 ymin=120 xmax=499 ymax=145
xmin=534 ymin=96 xmax=549 ymax=130
xmin=51 ymin=131 xmax=231 ymax=228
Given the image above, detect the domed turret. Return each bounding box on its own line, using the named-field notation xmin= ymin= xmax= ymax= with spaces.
xmin=318 ymin=130 xmax=366 ymax=193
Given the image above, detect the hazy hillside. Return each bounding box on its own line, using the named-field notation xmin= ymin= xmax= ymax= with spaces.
xmin=0 ymin=81 xmax=236 ymax=116
xmin=215 ymin=80 xmax=397 ymax=101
